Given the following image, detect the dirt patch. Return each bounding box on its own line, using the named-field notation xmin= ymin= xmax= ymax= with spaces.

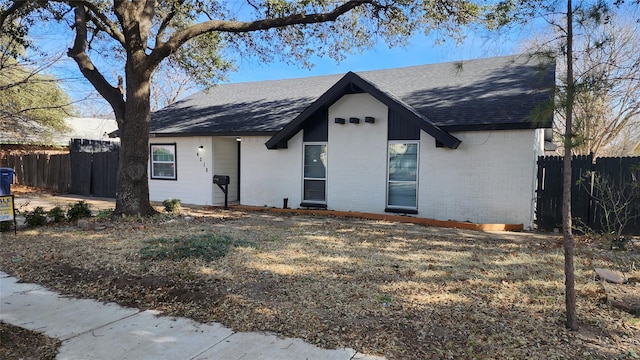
xmin=0 ymin=322 xmax=60 ymax=360
xmin=1 ymin=198 xmax=639 ymax=359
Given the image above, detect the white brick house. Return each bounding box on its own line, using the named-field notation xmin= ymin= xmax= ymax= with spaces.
xmin=148 ymin=54 xmax=555 ymax=229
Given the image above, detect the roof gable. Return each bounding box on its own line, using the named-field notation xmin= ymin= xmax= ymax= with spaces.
xmin=265 ymin=72 xmax=461 ymax=149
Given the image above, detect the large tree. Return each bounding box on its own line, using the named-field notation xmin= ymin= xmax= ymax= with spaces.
xmin=1 ymin=0 xmax=496 ymax=216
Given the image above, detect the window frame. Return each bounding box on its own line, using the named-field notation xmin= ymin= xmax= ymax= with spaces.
xmin=302 ymin=142 xmax=327 ymax=205
xmin=150 ymin=143 xmax=177 ymax=180
xmin=386 ymin=141 xmax=419 ymax=211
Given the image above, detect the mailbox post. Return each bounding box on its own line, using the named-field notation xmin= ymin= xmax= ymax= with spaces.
xmin=213 ymin=175 xmax=230 ymax=209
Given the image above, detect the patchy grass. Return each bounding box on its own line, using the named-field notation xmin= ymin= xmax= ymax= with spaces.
xmin=139 ymin=234 xmax=255 ymax=261
xmin=0 ymin=208 xmax=638 ymax=359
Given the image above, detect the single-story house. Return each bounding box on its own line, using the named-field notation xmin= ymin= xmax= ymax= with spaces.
xmin=148 ymin=54 xmax=556 ymax=230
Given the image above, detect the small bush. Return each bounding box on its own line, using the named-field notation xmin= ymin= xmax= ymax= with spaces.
xmin=48 ymin=206 xmax=66 ymax=223
xmin=95 ymin=208 xmax=113 ymax=220
xmin=67 ymin=201 xmax=92 ymax=222
xmin=0 ymin=221 xmax=12 ymax=232
xmin=23 ymin=207 xmax=48 ymax=227
xmin=139 ymin=234 xmax=254 ymax=261
xmin=162 ymin=199 xmax=181 ymax=213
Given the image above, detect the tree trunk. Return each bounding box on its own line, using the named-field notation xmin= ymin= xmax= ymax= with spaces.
xmin=114 ymin=53 xmax=156 ymax=217
xmin=563 ymin=0 xmax=578 ymax=331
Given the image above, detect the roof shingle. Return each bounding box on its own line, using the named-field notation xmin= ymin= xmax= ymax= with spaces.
xmin=150 ymin=54 xmax=555 ymax=136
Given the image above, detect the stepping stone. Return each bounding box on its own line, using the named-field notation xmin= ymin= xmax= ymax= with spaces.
xmin=595 ymin=268 xmax=625 ymax=284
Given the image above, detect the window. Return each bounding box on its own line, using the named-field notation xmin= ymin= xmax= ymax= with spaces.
xmin=387 ymin=142 xmax=418 ymax=209
xmin=150 ymin=144 xmax=177 ymax=180
xmin=303 ymin=143 xmax=327 ymax=203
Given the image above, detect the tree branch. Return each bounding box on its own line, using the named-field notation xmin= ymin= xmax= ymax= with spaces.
xmin=149 ymin=0 xmax=372 ymax=68
xmin=67 ymin=4 xmax=125 ymax=122
xmin=155 ymin=0 xmax=186 ymax=47
xmin=77 ymin=0 xmax=126 ymax=46
xmin=0 ymin=0 xmax=27 ymax=27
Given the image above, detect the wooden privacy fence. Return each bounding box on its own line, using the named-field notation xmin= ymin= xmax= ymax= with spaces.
xmin=536 ymin=154 xmax=640 ymax=235
xmin=3 ymin=153 xmax=71 ymax=193
xmin=1 ymin=139 xmax=120 ymax=198
xmin=69 ymin=151 xmax=119 ymax=198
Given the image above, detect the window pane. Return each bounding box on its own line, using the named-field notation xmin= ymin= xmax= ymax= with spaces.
xmin=153 ymin=163 xmax=175 ymax=178
xmin=388 ymin=182 xmax=417 ymax=207
xmin=304 ymin=179 xmax=325 ymax=201
xmin=389 ymin=143 xmax=417 ymax=181
xmin=304 ymin=144 xmax=326 ymax=179
xmin=152 ymin=146 xmax=175 ymax=161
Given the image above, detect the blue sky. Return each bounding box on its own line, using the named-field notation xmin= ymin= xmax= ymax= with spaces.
xmin=30 ymin=11 xmax=538 ymax=116
xmin=225 ymin=29 xmax=530 ymax=84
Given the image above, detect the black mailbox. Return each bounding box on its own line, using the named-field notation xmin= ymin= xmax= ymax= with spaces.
xmin=213 ymin=175 xmax=230 ymax=209
xmin=213 ymin=175 xmax=230 ymax=185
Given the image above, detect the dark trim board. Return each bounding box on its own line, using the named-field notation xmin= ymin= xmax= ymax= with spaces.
xmin=385 ymin=207 xmax=419 ymax=215
xmin=300 ymin=202 xmax=328 ymax=209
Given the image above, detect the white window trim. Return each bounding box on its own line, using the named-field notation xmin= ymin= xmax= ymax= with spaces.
xmin=386 ymin=141 xmax=419 ymax=210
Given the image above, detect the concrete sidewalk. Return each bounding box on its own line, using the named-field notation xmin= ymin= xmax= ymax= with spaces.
xmin=0 ymin=272 xmax=383 ymax=360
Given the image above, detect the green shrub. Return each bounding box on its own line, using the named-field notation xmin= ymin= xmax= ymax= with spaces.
xmin=48 ymin=206 xmax=66 ymax=223
xmin=67 ymin=201 xmax=92 ymax=222
xmin=139 ymin=234 xmax=254 ymax=261
xmin=24 ymin=207 xmax=48 ymax=227
xmin=162 ymin=198 xmax=181 ymax=213
xmin=95 ymin=208 xmax=113 ymax=220
xmin=0 ymin=221 xmax=12 ymax=232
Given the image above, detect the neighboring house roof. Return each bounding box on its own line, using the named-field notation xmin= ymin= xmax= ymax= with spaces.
xmin=150 ymin=54 xmax=555 ymax=142
xmin=61 ymin=117 xmax=119 ymax=143
xmin=0 ymin=113 xmax=59 ymax=146
xmin=0 ymin=116 xmax=119 ymax=147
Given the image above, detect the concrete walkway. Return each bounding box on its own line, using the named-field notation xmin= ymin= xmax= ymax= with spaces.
xmin=0 ymin=272 xmax=383 ymax=360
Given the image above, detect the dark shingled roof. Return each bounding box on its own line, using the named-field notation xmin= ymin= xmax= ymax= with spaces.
xmin=150 ymin=54 xmax=555 ymax=139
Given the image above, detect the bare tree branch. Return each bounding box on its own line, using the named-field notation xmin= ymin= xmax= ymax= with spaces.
xmin=67 ymin=4 xmax=125 ymax=122
xmin=148 ymin=0 xmax=372 ymax=68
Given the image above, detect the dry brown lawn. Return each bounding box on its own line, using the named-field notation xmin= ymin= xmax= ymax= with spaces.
xmin=1 ymin=199 xmax=639 ymax=359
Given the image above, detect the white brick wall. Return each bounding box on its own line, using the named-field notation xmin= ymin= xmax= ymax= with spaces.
xmin=240 ymin=134 xmax=303 ymax=208
xmin=326 ymin=93 xmax=388 ymax=212
xmin=421 ymin=129 xmax=541 ymax=229
xmin=149 ymin=136 xmax=214 ymax=206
